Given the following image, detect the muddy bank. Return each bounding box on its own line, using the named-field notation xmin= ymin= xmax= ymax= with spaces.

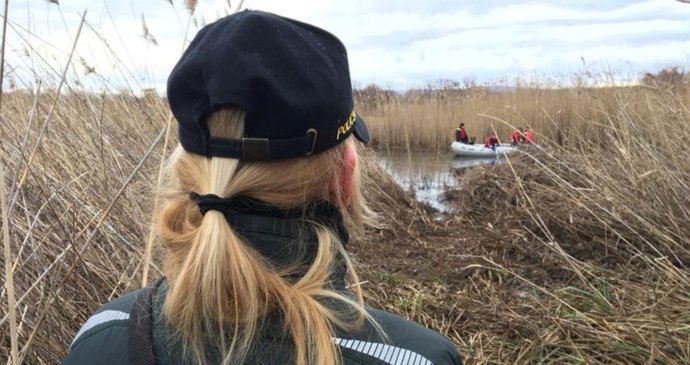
xmin=354 ymin=149 xmax=690 ymax=364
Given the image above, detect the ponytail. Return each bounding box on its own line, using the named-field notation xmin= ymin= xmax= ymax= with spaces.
xmin=155 ymin=108 xmax=375 ymax=365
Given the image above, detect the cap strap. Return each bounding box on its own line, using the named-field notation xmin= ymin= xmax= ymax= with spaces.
xmin=206 ymin=132 xmax=316 ymax=161
xmin=242 ymin=138 xmax=270 ymax=160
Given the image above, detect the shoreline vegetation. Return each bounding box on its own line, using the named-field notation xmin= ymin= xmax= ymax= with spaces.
xmin=357 ymin=68 xmax=690 ymax=152
xmin=1 ymin=68 xmax=689 ymax=364
xmin=355 ymin=69 xmax=690 ymax=363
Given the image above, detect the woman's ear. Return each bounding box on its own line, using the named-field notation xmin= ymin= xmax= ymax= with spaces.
xmin=332 ymin=141 xmax=357 ymax=206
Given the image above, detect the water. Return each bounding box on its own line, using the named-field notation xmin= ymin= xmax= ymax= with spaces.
xmin=375 ymin=149 xmax=500 ymax=212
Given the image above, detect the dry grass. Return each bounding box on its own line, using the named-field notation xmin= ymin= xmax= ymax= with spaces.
xmin=352 ymin=79 xmax=690 ymax=364
xmin=0 ymin=88 xmax=430 ymax=363
xmin=2 ymin=82 xmax=690 ymax=364
xmin=0 ymin=9 xmax=688 ymax=362
xmin=0 ymin=90 xmax=169 ymax=363
xmin=356 ymin=79 xmax=690 ymax=152
xmin=444 ymin=149 xmax=690 ymax=364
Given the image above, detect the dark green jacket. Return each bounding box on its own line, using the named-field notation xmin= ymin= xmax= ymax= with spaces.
xmin=62 ymin=201 xmax=462 ymax=365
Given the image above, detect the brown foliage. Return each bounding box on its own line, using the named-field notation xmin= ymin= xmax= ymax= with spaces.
xmin=640 ymin=67 xmax=688 ymax=90
xmin=2 ymin=77 xmax=690 ymax=364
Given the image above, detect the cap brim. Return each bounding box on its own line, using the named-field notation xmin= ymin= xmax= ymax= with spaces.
xmin=352 ymin=113 xmax=370 ymax=144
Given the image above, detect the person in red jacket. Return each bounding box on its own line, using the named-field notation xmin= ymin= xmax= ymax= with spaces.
xmin=509 ymin=127 xmax=523 ymax=146
xmin=525 ymin=127 xmax=535 ymax=144
xmin=485 ymin=133 xmax=500 ymax=150
xmin=455 ymin=123 xmax=469 ymax=143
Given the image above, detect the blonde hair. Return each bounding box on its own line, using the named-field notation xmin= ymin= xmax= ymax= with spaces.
xmin=155 ymin=108 xmax=373 ymax=365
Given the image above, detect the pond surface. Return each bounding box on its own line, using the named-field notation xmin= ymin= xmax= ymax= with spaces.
xmin=374 ymin=149 xmax=502 ymax=212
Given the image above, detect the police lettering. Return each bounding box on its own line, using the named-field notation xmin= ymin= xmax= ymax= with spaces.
xmin=336 ymin=111 xmax=357 ymax=140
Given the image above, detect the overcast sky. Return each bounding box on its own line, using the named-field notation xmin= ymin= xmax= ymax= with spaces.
xmin=4 ymin=0 xmax=690 ymax=92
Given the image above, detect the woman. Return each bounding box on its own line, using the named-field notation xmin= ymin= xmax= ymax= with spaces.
xmin=62 ymin=10 xmax=461 ymax=365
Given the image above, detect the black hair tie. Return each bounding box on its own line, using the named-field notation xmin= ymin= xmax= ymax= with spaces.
xmin=190 ymin=193 xmax=235 ymax=215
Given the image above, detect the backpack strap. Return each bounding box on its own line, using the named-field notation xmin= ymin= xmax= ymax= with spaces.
xmin=128 ymin=278 xmax=164 ymax=365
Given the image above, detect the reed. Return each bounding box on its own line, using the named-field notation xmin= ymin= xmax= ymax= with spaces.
xmin=356 ymin=74 xmax=690 ymax=152
xmin=2 ymin=80 xmax=690 ymax=364
xmin=354 ymin=72 xmax=690 ymax=364
xmin=0 ymin=2 xmax=688 ymax=362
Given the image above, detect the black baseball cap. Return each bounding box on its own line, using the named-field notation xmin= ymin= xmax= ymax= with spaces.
xmin=167 ymin=10 xmax=369 ymax=161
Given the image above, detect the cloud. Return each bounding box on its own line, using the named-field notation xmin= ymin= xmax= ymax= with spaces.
xmin=3 ymin=0 xmax=690 ymax=92
xmin=332 ymin=0 xmax=690 ymax=87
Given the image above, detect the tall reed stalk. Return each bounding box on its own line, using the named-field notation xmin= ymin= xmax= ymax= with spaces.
xmin=1 ymin=162 xmax=18 ymax=365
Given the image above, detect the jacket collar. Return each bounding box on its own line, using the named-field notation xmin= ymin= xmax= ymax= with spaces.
xmin=220 ymin=197 xmax=349 ymax=285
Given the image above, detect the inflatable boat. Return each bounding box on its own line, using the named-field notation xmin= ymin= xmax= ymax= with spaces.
xmin=451 ymin=141 xmax=516 ymax=157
